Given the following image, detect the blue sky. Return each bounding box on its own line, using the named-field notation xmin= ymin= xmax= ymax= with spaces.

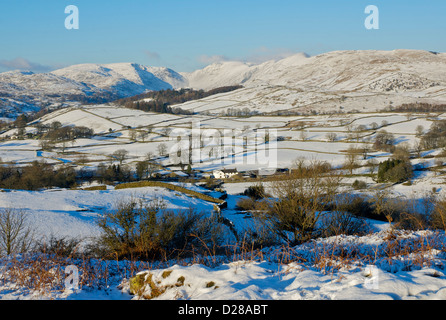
xmin=0 ymin=0 xmax=445 ymax=72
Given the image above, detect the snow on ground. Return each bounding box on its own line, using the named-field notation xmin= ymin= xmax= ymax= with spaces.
xmin=40 ymin=108 xmax=123 ymax=134
xmin=9 ymin=105 xmax=438 ymax=175
xmin=130 ymin=261 xmax=446 ymax=300
xmin=2 ymin=103 xmax=446 ymax=300
xmin=118 ymin=229 xmax=446 ymax=301
xmin=0 ymin=186 xmax=215 ymax=241
xmin=2 ymin=229 xmax=446 ymax=300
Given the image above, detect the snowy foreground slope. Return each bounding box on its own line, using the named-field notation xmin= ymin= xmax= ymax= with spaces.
xmin=2 ymin=229 xmax=446 ymax=300
xmin=129 ymin=248 xmax=446 ymax=300
xmin=0 ymin=186 xmax=216 ymax=242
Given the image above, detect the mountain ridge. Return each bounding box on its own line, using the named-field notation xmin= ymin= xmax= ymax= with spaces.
xmin=1 ymin=49 xmax=446 ymax=119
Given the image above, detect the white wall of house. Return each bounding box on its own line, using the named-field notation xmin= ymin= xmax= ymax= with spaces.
xmin=213 ymin=170 xmax=225 ymax=179
xmin=212 ymin=170 xmax=238 ymax=179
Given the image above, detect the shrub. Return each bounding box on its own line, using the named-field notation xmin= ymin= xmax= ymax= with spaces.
xmin=320 ymin=211 xmax=371 ymax=237
xmin=243 ymin=183 xmax=267 ymax=200
xmin=240 ymin=214 xmax=282 ymax=249
xmin=334 ymin=194 xmax=379 ymax=221
xmin=35 ymin=235 xmax=82 ymax=258
xmin=82 ymin=185 xmax=107 ymax=191
xmin=236 ymin=197 xmax=256 ymax=211
xmin=112 ymin=149 xmax=129 ymax=165
xmin=352 ymin=180 xmax=367 ymax=190
xmin=429 ymin=195 xmax=446 ymax=231
xmin=95 ymin=198 xmax=228 ymax=260
xmin=260 ymin=160 xmax=341 ymax=245
xmin=396 ymin=211 xmax=430 ymax=231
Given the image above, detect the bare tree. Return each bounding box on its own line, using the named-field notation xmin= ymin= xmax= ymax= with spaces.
xmin=392 ymin=143 xmax=411 ymax=161
xmin=344 ymin=146 xmax=360 ymax=175
xmin=147 ymin=162 xmax=158 ymax=178
xmin=413 ymin=140 xmax=423 ymax=158
xmin=370 ymin=122 xmax=379 ymax=130
xmin=139 ymin=131 xmax=148 ymax=142
xmin=361 ymin=147 xmax=370 ymax=160
xmin=157 ymin=143 xmax=168 ymax=157
xmin=112 ymin=149 xmax=129 ymax=165
xmin=39 ymin=139 xmax=54 ymax=151
xmin=160 ymin=128 xmax=172 ymax=137
xmin=135 ymin=161 xmax=149 ymax=180
xmin=369 ymin=189 xmax=399 ymax=224
xmin=373 ymin=130 xmax=395 ymax=152
xmin=129 ymin=129 xmax=137 ymax=142
xmin=0 ymin=208 xmax=33 ymax=255
xmin=326 ymin=132 xmax=337 ymax=142
xmin=415 ymin=125 xmax=424 ymax=137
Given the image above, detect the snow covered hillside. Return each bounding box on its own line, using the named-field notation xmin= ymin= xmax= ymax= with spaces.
xmin=1 ymin=50 xmax=446 ymax=119
xmin=52 ymin=63 xmax=187 ymax=96
xmin=181 ymin=50 xmax=446 ymax=115
xmin=0 ymin=63 xmax=187 ymax=119
xmin=186 ymin=50 xmax=446 ymax=91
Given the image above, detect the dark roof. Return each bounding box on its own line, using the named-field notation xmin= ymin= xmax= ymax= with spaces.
xmin=222 ymin=169 xmax=238 ymax=173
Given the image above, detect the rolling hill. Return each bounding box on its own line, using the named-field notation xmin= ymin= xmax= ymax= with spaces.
xmin=1 ymin=49 xmax=446 ymax=119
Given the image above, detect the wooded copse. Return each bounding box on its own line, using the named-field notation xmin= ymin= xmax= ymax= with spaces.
xmin=115 ymin=86 xmax=243 ymax=115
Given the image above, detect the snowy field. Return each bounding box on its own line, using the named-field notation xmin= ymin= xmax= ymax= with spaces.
xmin=0 ymin=105 xmax=445 ymax=242
xmin=1 ymin=105 xmax=439 ymax=172
xmin=1 ymin=104 xmax=446 ymax=301
xmin=0 ymin=186 xmax=216 ymax=241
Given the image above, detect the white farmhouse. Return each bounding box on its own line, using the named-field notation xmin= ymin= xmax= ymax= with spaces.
xmin=212 ymin=168 xmax=238 ymax=179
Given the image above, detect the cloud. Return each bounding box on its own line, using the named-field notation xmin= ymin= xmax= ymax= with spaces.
xmin=244 ymin=47 xmax=310 ymax=64
xmin=0 ymin=57 xmax=53 ymax=73
xmin=198 ymin=54 xmax=231 ymax=65
xmin=196 ymin=49 xmax=309 ymax=67
xmin=145 ymin=50 xmax=161 ymax=61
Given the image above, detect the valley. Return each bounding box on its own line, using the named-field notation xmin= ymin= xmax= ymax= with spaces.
xmin=1 ymin=49 xmax=446 ymax=301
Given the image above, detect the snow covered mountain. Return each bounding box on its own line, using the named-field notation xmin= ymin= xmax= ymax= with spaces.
xmin=183 ymin=52 xmax=310 ymax=90
xmin=181 ymin=50 xmax=446 ymax=114
xmin=184 ymin=50 xmax=446 ymax=92
xmin=0 ymin=70 xmax=100 ymax=119
xmin=0 ymin=63 xmax=187 ymax=119
xmin=51 ymin=63 xmax=188 ymax=96
xmin=1 ymin=49 xmax=446 ymax=119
